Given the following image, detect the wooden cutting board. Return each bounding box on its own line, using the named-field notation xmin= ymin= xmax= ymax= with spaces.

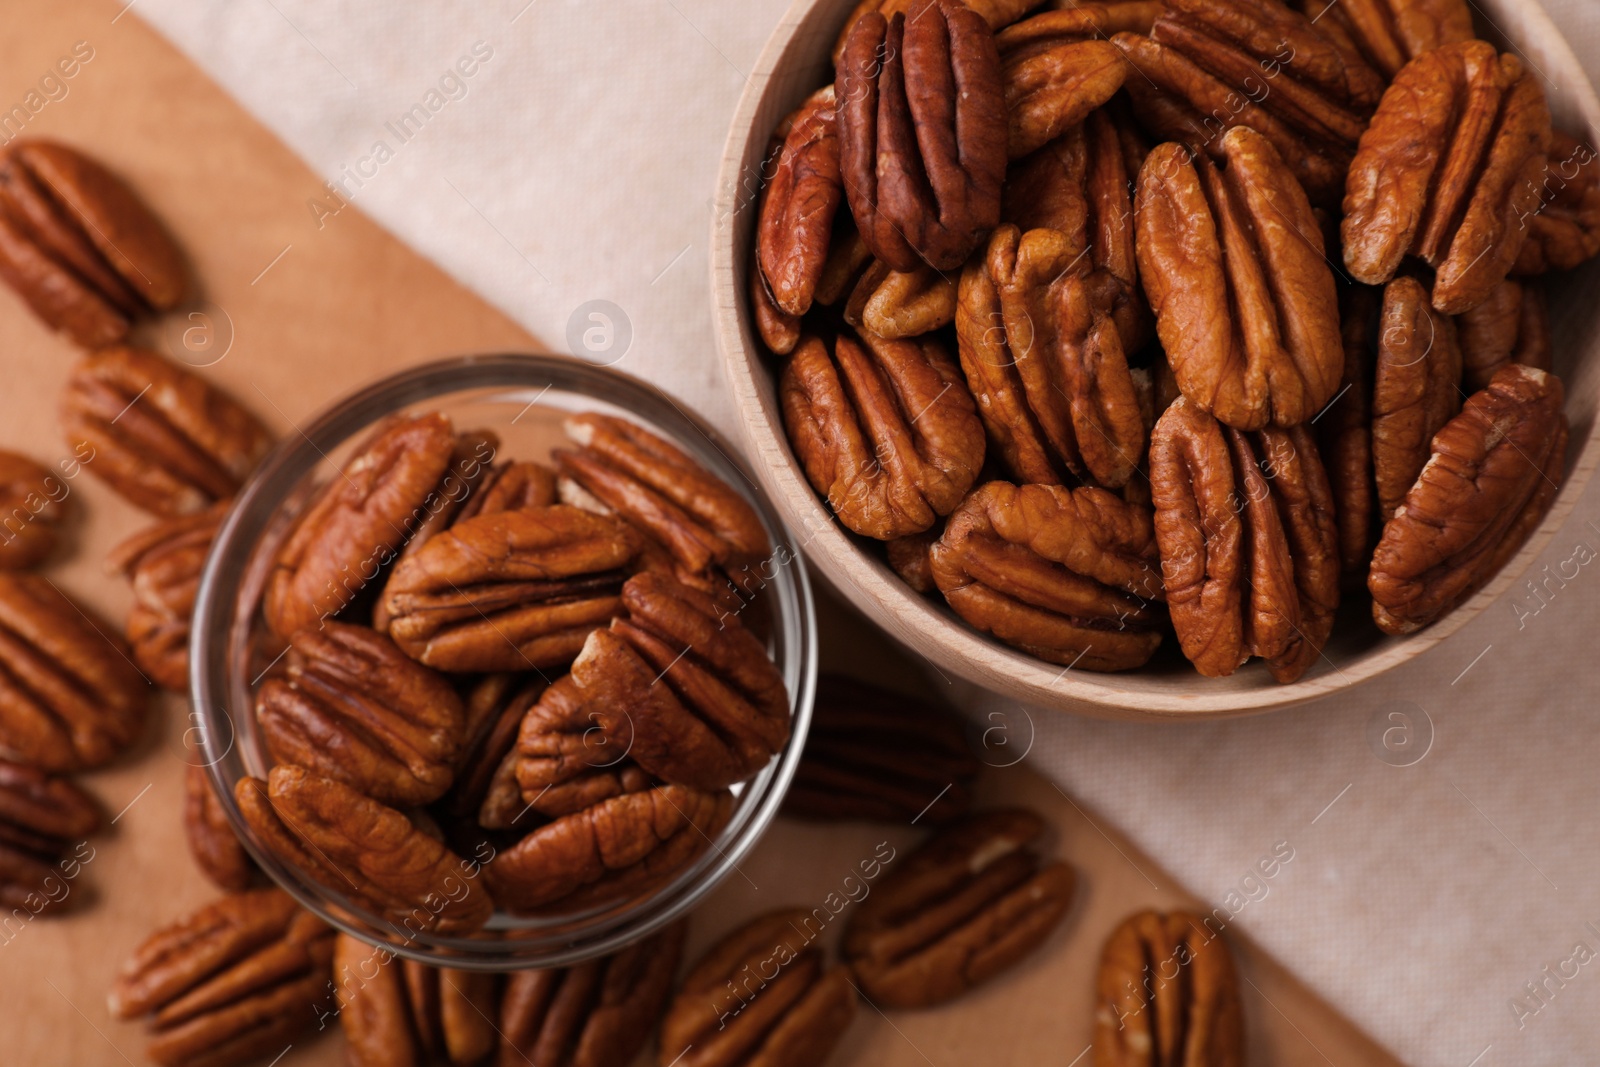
xmin=0 ymin=3 xmax=1401 ymax=1064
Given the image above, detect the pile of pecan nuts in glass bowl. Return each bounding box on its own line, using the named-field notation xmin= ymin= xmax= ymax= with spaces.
xmin=717 ymin=0 xmax=1600 ymax=716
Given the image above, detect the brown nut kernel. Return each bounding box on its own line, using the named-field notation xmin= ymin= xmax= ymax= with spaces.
xmin=0 ymin=758 xmax=99 ymax=913
xmin=0 ymin=451 xmax=66 ymax=569
xmin=335 ymin=933 xmax=498 ymax=1067
xmin=1294 ymin=0 xmax=1473 ymax=79
xmin=514 ymin=673 xmax=652 ymax=820
xmin=835 ymin=0 xmax=1039 ymax=63
xmin=108 ymin=888 xmax=335 ymax=1067
xmin=257 ymin=622 xmax=466 ymax=806
xmin=782 ymin=330 xmax=984 ymax=540
xmin=929 ymin=481 xmax=1166 ymax=671
xmin=0 ymin=572 xmax=149 ymax=771
xmin=1457 ymin=278 xmax=1552 ymax=392
xmin=1093 ymin=910 xmax=1244 ymax=1067
xmin=502 ymin=921 xmax=684 ymax=1067
xmin=0 ymin=140 xmax=185 ymax=346
xmin=1136 ymin=128 xmax=1343 ymax=430
xmin=237 ymin=765 xmax=493 ymax=934
xmin=756 ymin=88 xmax=843 ymax=321
xmin=445 ymin=672 xmax=547 ymax=829
xmin=660 ymin=909 xmax=857 ymax=1067
xmin=1315 ymin=285 xmax=1379 ymax=580
xmin=785 ymin=673 xmax=979 ymax=825
xmin=843 ymin=809 xmax=1076 ymax=1007
xmin=885 ymin=526 xmax=940 ymax=594
xmin=1370 ymin=364 xmax=1567 ymax=634
xmin=836 ymin=0 xmax=1008 ymax=271
xmin=1515 ymin=130 xmax=1600 ymax=274
xmin=1371 ymin=275 xmax=1463 ymax=520
xmin=184 ymin=763 xmax=257 ymax=892
xmin=61 ymin=346 xmax=271 ymax=517
xmin=999 ymin=36 xmax=1127 ymax=162
xmin=108 ymin=501 xmax=227 ymax=691
xmin=1343 ymin=42 xmax=1552 ymax=313
xmin=842 ymin=258 xmax=958 ymax=339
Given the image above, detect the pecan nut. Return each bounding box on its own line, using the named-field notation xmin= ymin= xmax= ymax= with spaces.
xmin=998 ymin=35 xmax=1127 ymax=161
xmin=0 ymin=572 xmax=149 ymax=771
xmin=1371 ymin=275 xmax=1463 ymax=519
xmin=1343 ymin=42 xmax=1552 ymax=313
xmin=1515 ymin=130 xmax=1600 ymax=274
xmin=928 ymin=481 xmax=1166 ymax=671
xmin=185 ymin=763 xmax=257 ymax=892
xmin=514 ymin=673 xmax=652 ymax=820
xmin=1316 ymin=285 xmax=1379 ymax=580
xmin=0 ymin=758 xmax=99 ymax=913
xmin=236 ymin=765 xmax=493 ymax=934
xmin=756 ymin=88 xmax=843 ymax=321
xmin=842 ymin=257 xmax=957 ymax=339
xmin=335 ymin=933 xmax=498 ymax=1067
xmin=0 ymin=451 xmax=66 ymax=569
xmin=1093 ymin=910 xmax=1244 ymax=1066
xmin=1369 ymin=364 xmax=1567 ymax=634
xmin=1457 ymin=278 xmax=1552 ymax=392
xmin=61 ymin=346 xmax=271 ymax=517
xmin=1294 ymin=0 xmax=1473 ymax=79
xmin=445 ymin=672 xmax=547 ymax=829
xmin=108 ymin=501 xmax=226 ymax=691
xmin=1135 ymin=128 xmax=1344 ymax=429
xmin=659 ymin=909 xmax=857 ymax=1067
xmin=0 ymin=140 xmax=185 ymax=347
xmin=836 ymin=0 xmax=1008 ymax=271
xmin=782 ymin=329 xmax=984 ymax=540
xmin=379 ymin=505 xmax=639 ymax=673
xmin=835 ymin=0 xmax=1039 ymax=63
xmin=108 ymin=888 xmax=335 ymax=1067
xmin=785 ymin=673 xmax=979 ymax=824
xmin=256 ymin=622 xmax=466 ymax=806
xmin=502 ymin=921 xmax=683 ymax=1067
xmin=843 ymin=809 xmax=1076 ymax=1007
xmin=886 ymin=527 xmax=939 ymax=594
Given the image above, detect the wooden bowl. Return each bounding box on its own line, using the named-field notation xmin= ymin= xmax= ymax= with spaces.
xmin=712 ymin=0 xmax=1600 ymax=720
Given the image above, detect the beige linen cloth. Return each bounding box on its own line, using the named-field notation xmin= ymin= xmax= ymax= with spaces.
xmin=134 ymin=1 xmax=1600 ymax=1063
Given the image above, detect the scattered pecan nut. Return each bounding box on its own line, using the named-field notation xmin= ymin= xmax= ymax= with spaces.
xmin=60 ymin=346 xmax=271 ymax=517
xmin=0 ymin=758 xmax=99 ymax=913
xmin=1515 ymin=130 xmax=1600 ymax=274
xmin=514 ymin=673 xmax=652 ymax=820
xmin=184 ymin=762 xmax=257 ymax=892
xmin=1315 ymin=284 xmax=1379 ymax=580
xmin=0 ymin=572 xmax=149 ymax=771
xmin=756 ymin=88 xmax=843 ymax=321
xmin=502 ymin=921 xmax=684 ymax=1067
xmin=784 ymin=673 xmax=979 ymax=824
xmin=236 ymin=765 xmax=493 ymax=934
xmin=335 ymin=933 xmax=498 ymax=1067
xmin=1343 ymin=41 xmax=1552 ymax=313
xmin=1369 ymin=364 xmax=1567 ymax=634
xmin=836 ymin=0 xmax=1008 ymax=271
xmin=660 ymin=909 xmax=857 ymax=1067
xmin=1371 ymin=275 xmax=1463 ymax=520
xmin=1294 ymin=0 xmax=1473 ymax=79
xmin=782 ymin=329 xmax=984 ymax=540
xmin=107 ymin=501 xmax=227 ymax=691
xmin=1457 ymin=278 xmax=1552 ymax=392
xmin=1093 ymin=910 xmax=1244 ymax=1066
xmin=0 ymin=140 xmax=185 ymax=347
xmin=108 ymin=888 xmax=335 ymax=1067
xmin=928 ymin=481 xmax=1166 ymax=671
xmin=256 ymin=622 xmax=466 ymax=806
xmin=1135 ymin=127 xmax=1343 ymax=430
xmin=0 ymin=451 xmax=66 ymax=569
xmin=843 ymin=809 xmax=1076 ymax=1007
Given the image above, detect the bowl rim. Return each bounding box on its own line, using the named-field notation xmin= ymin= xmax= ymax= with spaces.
xmin=710 ymin=0 xmax=1600 ymax=720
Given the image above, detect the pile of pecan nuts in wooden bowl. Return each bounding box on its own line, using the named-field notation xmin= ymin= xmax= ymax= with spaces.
xmin=716 ymin=0 xmax=1600 ymax=718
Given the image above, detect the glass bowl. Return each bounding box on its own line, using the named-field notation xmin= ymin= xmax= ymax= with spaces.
xmin=190 ymin=354 xmax=817 ymax=970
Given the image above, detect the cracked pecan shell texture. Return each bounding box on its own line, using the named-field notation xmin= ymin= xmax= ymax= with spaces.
xmin=1295 ymin=0 xmax=1473 ymax=79
xmin=514 ymin=673 xmax=651 ymax=821
xmin=0 ymin=140 xmax=185 ymax=346
xmin=0 ymin=758 xmax=99 ymax=913
xmin=184 ymin=763 xmax=257 ymax=892
xmin=1457 ymin=278 xmax=1552 ymax=392
xmin=1515 ymin=130 xmax=1600 ymax=274
xmin=782 ymin=330 xmax=984 ymax=540
xmin=108 ymin=501 xmax=226 ymax=691
xmin=1094 ymin=910 xmax=1244 ymax=1067
xmin=108 ymin=888 xmax=335 ymax=1067
xmin=1342 ymin=41 xmax=1552 ymax=313
xmin=257 ymin=622 xmax=466 ymax=806
xmin=844 ymin=809 xmax=1075 ymax=1007
xmin=237 ymin=765 xmax=493 ymax=934
xmin=61 ymin=346 xmax=271 ymax=517
xmin=0 ymin=572 xmax=148 ymax=771
xmin=0 ymin=451 xmax=65 ymax=569
xmin=836 ymin=0 xmax=1008 ymax=271
xmin=1371 ymin=275 xmax=1463 ymax=519
xmin=1136 ymin=127 xmax=1343 ymax=430
xmin=929 ymin=480 xmax=1165 ymax=671
xmin=502 ymin=921 xmax=683 ymax=1067
xmin=380 ymin=504 xmax=639 ymax=673
xmin=756 ymin=88 xmax=842 ymax=321
xmin=335 ymin=933 xmax=498 ymax=1067
xmin=1369 ymin=364 xmax=1567 ymax=634
xmin=264 ymin=411 xmax=457 ymax=638
xmin=660 ymin=909 xmax=857 ymax=1067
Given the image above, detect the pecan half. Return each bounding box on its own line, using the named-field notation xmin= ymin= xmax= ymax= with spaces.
xmin=1316 ymin=285 xmax=1379 ymax=580
xmin=929 ymin=480 xmax=1165 ymax=671
xmin=1370 ymin=364 xmax=1567 ymax=634
xmin=1294 ymin=0 xmax=1473 ymax=79
xmin=236 ymin=765 xmax=493 ymax=934
xmin=257 ymin=623 xmax=466 ymax=806
xmin=0 ymin=452 xmax=65 ymax=569
xmin=514 ymin=673 xmax=652 ymax=820
xmin=842 ymin=258 xmax=958 ymax=339
xmin=1372 ymin=275 xmax=1463 ymax=519
xmin=335 ymin=933 xmax=498 ymax=1067
xmin=1457 ymin=278 xmax=1552 ymax=392
xmin=108 ymin=501 xmax=226 ymax=691
xmin=782 ymin=330 xmax=984 ymax=540
xmin=0 ymin=572 xmax=149 ymax=771
xmin=108 ymin=888 xmax=335 ymax=1067
xmin=502 ymin=921 xmax=683 ymax=1067
xmin=60 ymin=346 xmax=271 ymax=517
xmin=998 ymin=36 xmax=1127 ymax=161
xmin=757 ymin=88 xmax=843 ymax=321
xmin=1515 ymin=130 xmax=1600 ymax=274
xmin=660 ymin=909 xmax=857 ymax=1067
xmin=0 ymin=758 xmax=99 ymax=913
xmin=1343 ymin=42 xmax=1552 ymax=313
xmin=446 ymin=672 xmax=548 ymax=828
xmin=835 ymin=0 xmax=1040 ymax=63
xmin=185 ymin=763 xmax=257 ymax=892
xmin=1135 ymin=128 xmax=1343 ymax=430
xmin=886 ymin=526 xmax=940 ymax=594
xmin=484 ymin=782 xmax=730 ymax=913
xmin=1093 ymin=910 xmax=1244 ymax=1067
xmin=836 ymin=0 xmax=1008 ymax=271
xmin=264 ymin=412 xmax=458 ymax=638
xmin=0 ymin=140 xmax=185 ymax=347
xmin=843 ymin=809 xmax=1076 ymax=1007
xmin=785 ymin=673 xmax=979 ymax=824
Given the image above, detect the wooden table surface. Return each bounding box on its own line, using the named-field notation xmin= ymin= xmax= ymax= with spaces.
xmin=0 ymin=3 xmax=1402 ymax=1064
